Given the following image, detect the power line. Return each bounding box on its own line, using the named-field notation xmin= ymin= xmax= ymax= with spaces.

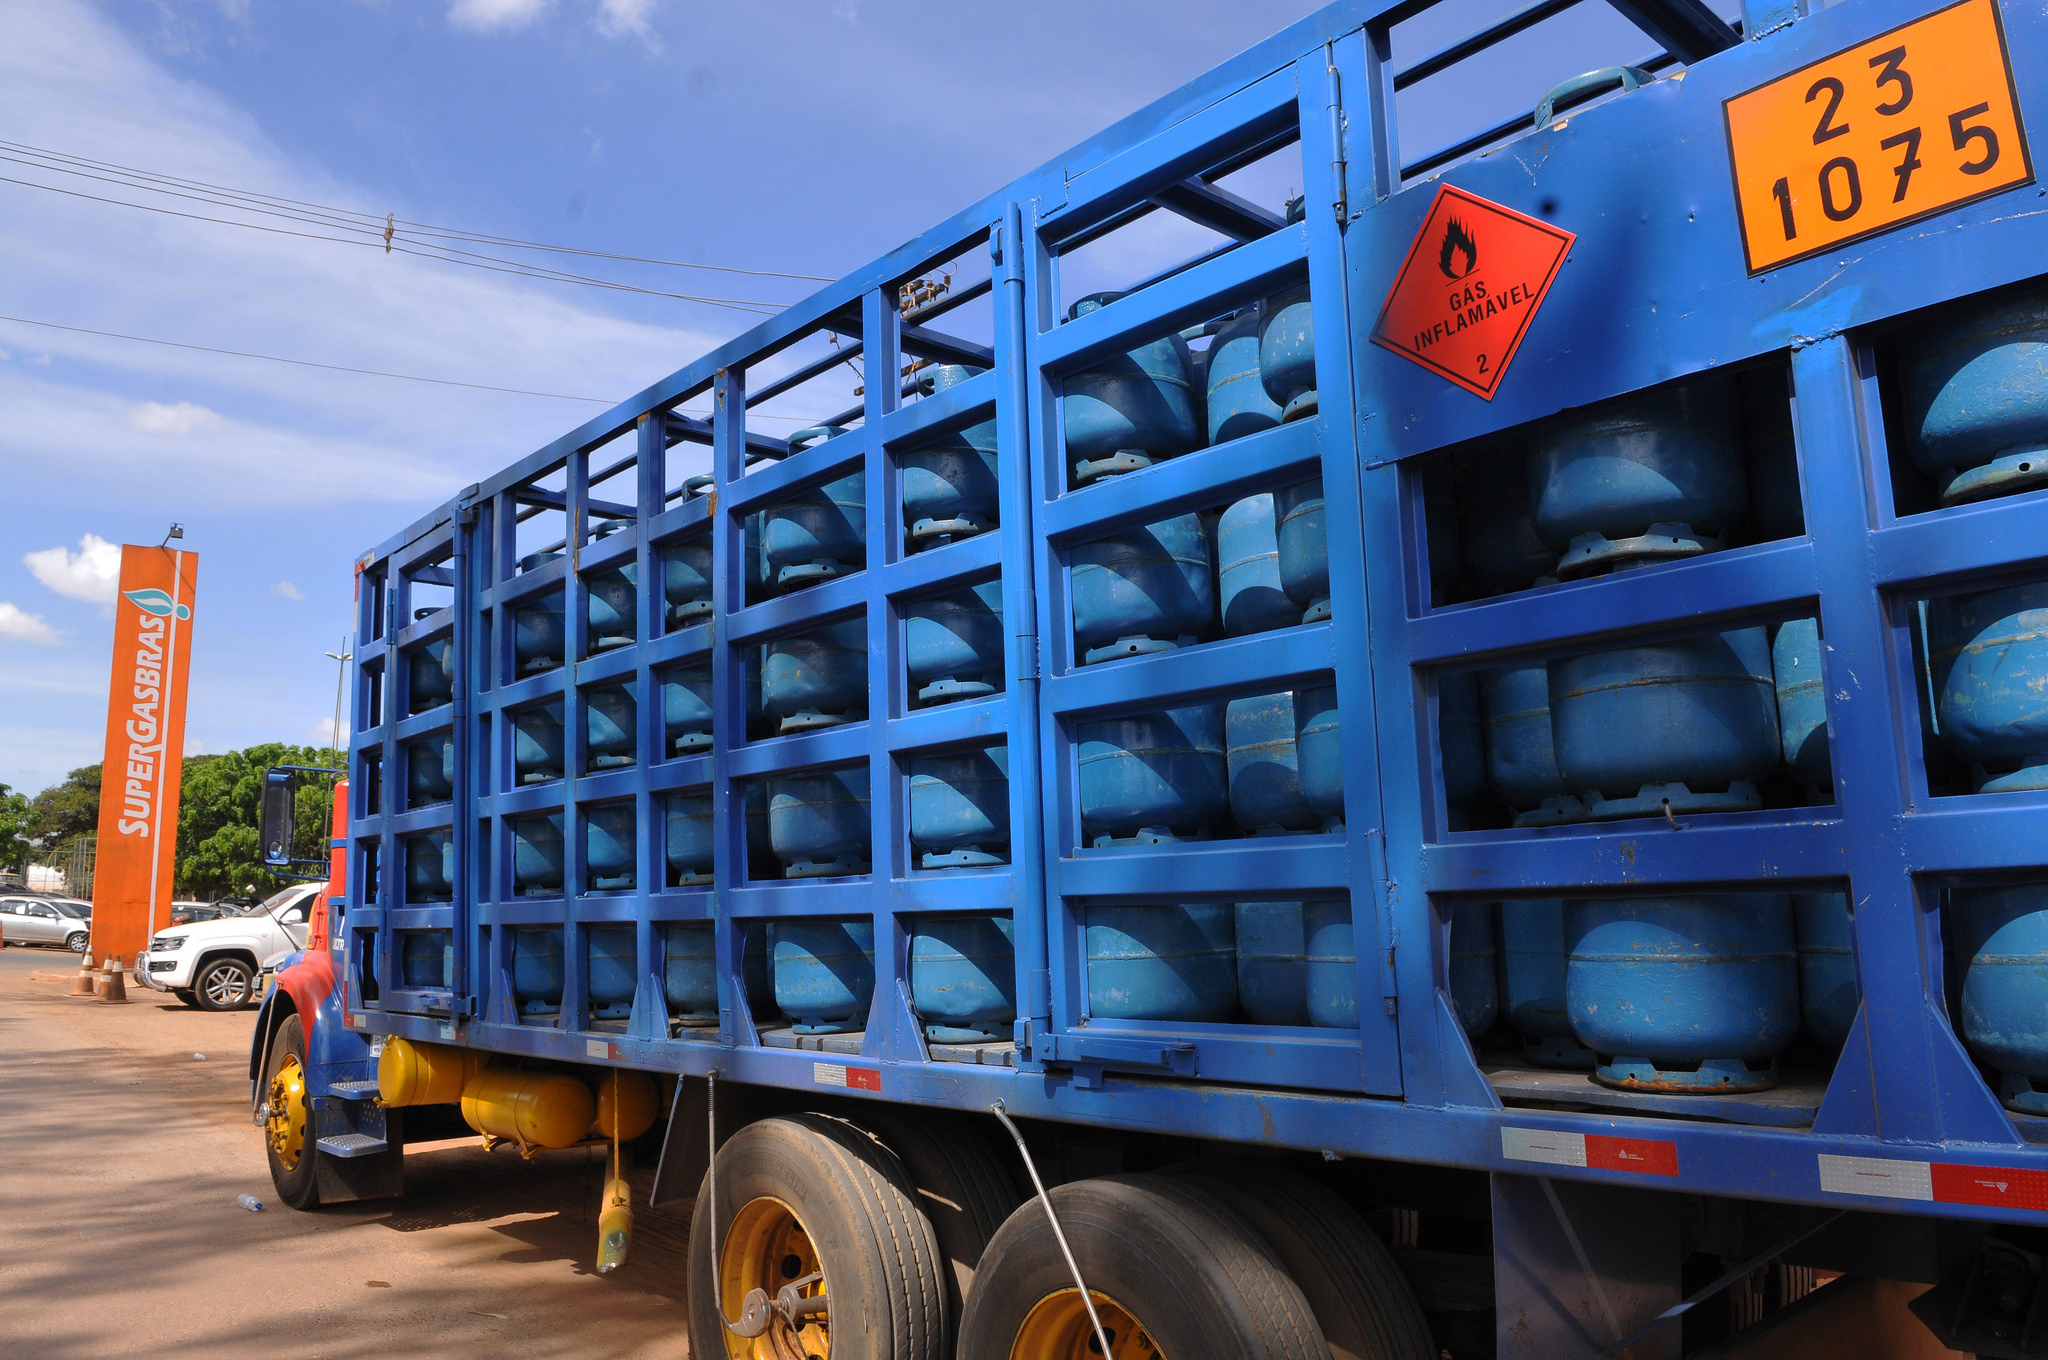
xmin=0 ymin=138 xmax=835 ymax=283
xmin=0 ymin=310 xmax=830 ymax=421
xmin=0 ymin=172 xmax=787 ymax=316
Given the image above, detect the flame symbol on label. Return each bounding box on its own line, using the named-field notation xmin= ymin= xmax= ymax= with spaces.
xmin=1438 ymin=215 xmax=1479 ymax=280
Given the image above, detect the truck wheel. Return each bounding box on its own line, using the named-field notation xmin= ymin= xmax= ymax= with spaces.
xmin=847 ymin=1107 xmax=1022 ymax=1329
xmin=263 ymin=1013 xmax=320 ymax=1210
xmin=194 ymin=957 xmax=255 ymax=1011
xmin=688 ymin=1113 xmax=947 ymax=1360
xmin=957 ymin=1174 xmax=1327 ymax=1360
xmin=1170 ymin=1161 xmax=1436 ymax=1360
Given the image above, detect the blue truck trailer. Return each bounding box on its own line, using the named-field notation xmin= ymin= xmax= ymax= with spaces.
xmin=246 ymin=0 xmax=2048 ymax=1352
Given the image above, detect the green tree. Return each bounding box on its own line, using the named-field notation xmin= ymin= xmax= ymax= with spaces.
xmin=26 ymin=764 xmax=101 ymax=847
xmin=174 ymin=745 xmax=343 ymax=899
xmin=0 ymin=785 xmax=31 ymax=872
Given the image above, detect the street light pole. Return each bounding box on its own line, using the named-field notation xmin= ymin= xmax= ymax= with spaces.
xmin=324 ymin=638 xmax=352 ymax=755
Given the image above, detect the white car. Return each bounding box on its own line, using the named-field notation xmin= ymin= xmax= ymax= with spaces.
xmin=135 ymin=883 xmax=318 ymax=1011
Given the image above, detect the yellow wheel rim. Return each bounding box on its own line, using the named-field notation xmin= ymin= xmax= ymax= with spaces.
xmin=1011 ymin=1290 xmax=1165 ymax=1360
xmin=266 ymin=1053 xmax=309 ymax=1171
xmin=719 ymin=1195 xmax=831 ymax=1359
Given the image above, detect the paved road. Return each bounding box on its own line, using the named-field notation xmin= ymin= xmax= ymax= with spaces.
xmin=0 ymin=945 xmax=693 ymax=1359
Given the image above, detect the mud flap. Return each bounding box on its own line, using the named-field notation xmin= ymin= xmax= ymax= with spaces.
xmin=313 ymin=1105 xmax=406 ymax=1203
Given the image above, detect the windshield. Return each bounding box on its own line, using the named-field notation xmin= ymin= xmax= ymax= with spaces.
xmin=53 ymin=901 xmax=87 ymax=919
xmin=258 ymin=886 xmax=309 ymax=913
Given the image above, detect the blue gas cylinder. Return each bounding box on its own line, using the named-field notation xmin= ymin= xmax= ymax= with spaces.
xmin=1077 ymin=706 xmax=1228 ymax=846
xmin=1531 ymin=378 xmax=1746 ymax=578
xmin=1070 ymin=510 xmax=1215 ymax=663
xmin=404 ymin=832 xmax=453 ymax=903
xmin=586 ymin=555 xmax=637 ymax=653
xmin=1793 ymin=892 xmax=1856 ymax=1050
xmin=1062 ymin=293 xmax=1201 ymax=485
xmin=586 ymin=925 xmax=636 ymax=1021
xmin=1549 ymin=628 xmax=1781 ymax=819
xmin=1565 ymin=894 xmax=1798 ymax=1091
xmin=664 ymin=667 xmax=713 ymax=755
xmin=904 ymin=365 xmax=1001 ymax=548
xmin=910 ymin=915 xmax=1017 ymax=1041
xmin=1274 ymin=479 xmax=1329 ymax=623
xmin=1448 ymin=903 xmax=1498 ymax=1039
xmin=1440 ymin=672 xmax=1487 ymax=814
xmin=513 ymin=552 xmax=566 ymax=673
xmin=1293 ymin=686 xmax=1344 ymax=828
xmin=407 ymin=735 xmax=454 ymax=808
xmin=585 ymin=683 xmax=637 ymax=770
xmin=667 ymin=792 xmax=714 ymax=886
xmin=1925 ymin=581 xmax=2048 ymax=793
xmin=1234 ymin=902 xmax=1310 ymax=1027
xmin=1950 ymin=883 xmax=2048 ymax=1113
xmin=1085 ymin=903 xmax=1237 ymax=1022
xmin=664 ymin=539 xmax=713 ymax=628
xmin=513 ymin=703 xmax=564 ymax=785
xmin=767 ymin=768 xmax=871 ymax=878
xmin=1899 ymin=283 xmax=2048 ymax=505
xmin=512 ymin=927 xmax=564 ymax=1016
xmin=762 ymin=617 xmax=869 ymax=733
xmin=771 ymin=919 xmax=877 ymax=1034
xmin=1459 ymin=448 xmax=1558 ymax=594
xmin=907 ymin=581 xmax=1004 ymax=705
xmin=1301 ymin=900 xmax=1358 ymax=1028
xmin=744 ymin=781 xmax=779 ymax=879
xmin=1773 ymin=619 xmax=1832 ymax=793
xmin=1207 ymin=307 xmax=1283 ymax=445
xmin=1225 ymin=693 xmax=1321 ymax=833
xmin=909 ymin=746 xmax=1010 ymax=868
xmin=586 ymin=803 xmax=636 ymax=890
xmin=512 ymin=814 xmax=564 ymax=895
xmin=1480 ymin=666 xmax=1582 ymax=827
xmin=763 ymin=426 xmax=865 ymax=589
xmin=410 ymin=630 xmax=454 ymax=714
xmin=1217 ymin=494 xmax=1297 ymax=636
xmin=664 ymin=923 xmax=719 ymax=1026
xmin=1259 ymin=248 xmax=1316 ymax=422
xmin=1498 ymin=899 xmax=1596 ymax=1068
xmin=401 ymin=931 xmax=452 ymax=991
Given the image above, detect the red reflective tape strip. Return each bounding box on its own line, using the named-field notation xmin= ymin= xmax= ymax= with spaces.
xmin=1931 ymin=1163 xmax=2048 ymax=1211
xmin=846 ymin=1066 xmax=881 ymax=1092
xmin=1584 ymin=1134 xmax=1679 ymax=1177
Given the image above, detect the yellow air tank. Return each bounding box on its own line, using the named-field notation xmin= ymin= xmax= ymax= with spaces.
xmin=377 ymin=1039 xmax=484 ymax=1107
xmin=460 ymin=1069 xmax=596 ymax=1150
xmin=591 ymin=1070 xmax=660 ymax=1142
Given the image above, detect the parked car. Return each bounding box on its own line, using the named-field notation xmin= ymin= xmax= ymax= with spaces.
xmin=0 ymin=896 xmax=93 ymax=952
xmin=134 ymin=882 xmax=318 ymax=1010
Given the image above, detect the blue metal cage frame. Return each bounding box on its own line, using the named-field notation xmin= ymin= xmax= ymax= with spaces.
xmin=339 ymin=0 xmax=2048 ymax=1227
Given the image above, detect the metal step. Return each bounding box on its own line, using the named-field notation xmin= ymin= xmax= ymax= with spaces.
xmin=327 ymin=1080 xmax=381 ymax=1100
xmin=317 ymin=1133 xmax=390 ymax=1159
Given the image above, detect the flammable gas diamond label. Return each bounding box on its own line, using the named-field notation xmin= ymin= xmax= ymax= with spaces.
xmin=1370 ymin=183 xmax=1575 ymax=400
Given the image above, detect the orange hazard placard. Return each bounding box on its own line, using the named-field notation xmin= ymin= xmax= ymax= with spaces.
xmin=1724 ymin=0 xmax=2032 ymax=274
xmin=1370 ymin=184 xmax=1575 ymax=400
xmin=90 ymin=547 xmax=199 ymax=963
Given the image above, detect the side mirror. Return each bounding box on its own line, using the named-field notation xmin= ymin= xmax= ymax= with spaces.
xmin=259 ymin=768 xmax=299 ymax=868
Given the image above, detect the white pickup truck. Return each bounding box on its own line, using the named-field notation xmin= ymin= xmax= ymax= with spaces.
xmin=134 ymin=882 xmax=318 ymax=1011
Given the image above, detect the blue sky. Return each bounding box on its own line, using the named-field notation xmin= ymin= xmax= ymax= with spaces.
xmin=0 ymin=0 xmax=1686 ymax=796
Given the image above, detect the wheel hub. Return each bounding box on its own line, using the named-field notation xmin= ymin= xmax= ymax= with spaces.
xmin=1012 ymin=1290 xmax=1164 ymax=1360
xmin=266 ymin=1053 xmax=309 ymax=1171
xmin=206 ymin=965 xmax=250 ymax=1008
xmin=718 ymin=1196 xmax=831 ymax=1359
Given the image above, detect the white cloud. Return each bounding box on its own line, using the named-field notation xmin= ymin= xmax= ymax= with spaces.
xmin=24 ymin=533 xmax=122 ymax=604
xmin=449 ymin=0 xmax=551 ymax=31
xmin=308 ymin=717 xmax=349 ymax=747
xmin=596 ymin=0 xmax=657 ymax=40
xmin=0 ymin=603 xmax=61 ymax=645
xmin=273 ymin=580 xmax=304 ymax=601
xmin=129 ymin=400 xmax=224 ymax=436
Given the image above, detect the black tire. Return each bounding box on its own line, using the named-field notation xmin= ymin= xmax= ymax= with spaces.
xmin=846 ymin=1106 xmax=1024 ymax=1329
xmin=193 ymin=956 xmax=255 ymax=1011
xmin=171 ymin=989 xmax=197 ymax=1008
xmin=957 ymin=1173 xmax=1328 ymax=1360
xmin=1170 ymin=1161 xmax=1437 ymax=1360
xmin=688 ymin=1113 xmax=948 ymax=1360
xmin=263 ymin=1014 xmax=320 ymax=1210
xmin=65 ymin=932 xmax=88 ymax=954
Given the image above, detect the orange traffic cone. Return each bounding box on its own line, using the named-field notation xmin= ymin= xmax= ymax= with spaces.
xmin=72 ymin=952 xmax=98 ymax=996
xmin=99 ymin=955 xmax=128 ymax=1004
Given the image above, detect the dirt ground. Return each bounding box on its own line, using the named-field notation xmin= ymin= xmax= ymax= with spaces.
xmin=0 ymin=945 xmax=693 ymax=1360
